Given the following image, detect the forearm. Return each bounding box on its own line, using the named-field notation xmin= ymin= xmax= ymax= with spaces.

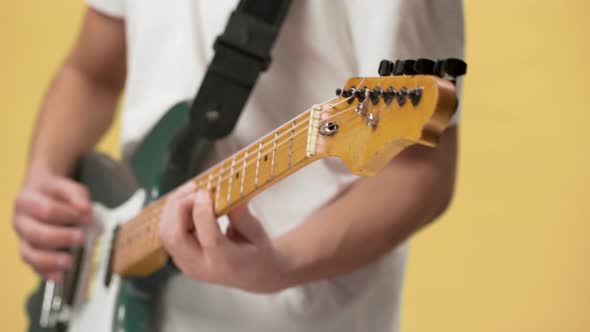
xmin=27 ymin=9 xmax=126 ymax=181
xmin=28 ymin=64 xmax=121 ymax=179
xmin=274 ymin=127 xmax=458 ymax=287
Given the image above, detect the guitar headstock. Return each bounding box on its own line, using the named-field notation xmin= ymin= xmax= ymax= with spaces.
xmin=315 ymin=74 xmax=459 ymax=176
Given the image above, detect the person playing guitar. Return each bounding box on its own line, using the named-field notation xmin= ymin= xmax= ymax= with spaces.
xmin=13 ymin=1 xmax=465 ymax=331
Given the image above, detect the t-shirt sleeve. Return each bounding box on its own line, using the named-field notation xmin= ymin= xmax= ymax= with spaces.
xmin=85 ymin=0 xmax=125 ymax=18
xmin=346 ymin=0 xmax=465 ymax=125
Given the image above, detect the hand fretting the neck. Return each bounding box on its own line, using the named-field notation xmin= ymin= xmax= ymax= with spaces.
xmin=112 ymin=105 xmax=324 ymax=277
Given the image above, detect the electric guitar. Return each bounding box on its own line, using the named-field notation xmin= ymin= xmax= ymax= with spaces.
xmin=26 ymin=58 xmax=465 ymax=332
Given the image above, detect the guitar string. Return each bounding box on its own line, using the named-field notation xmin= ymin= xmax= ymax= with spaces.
xmin=203 ymin=77 xmax=367 ymax=169
xmin=124 ymin=99 xmax=362 ymax=229
xmin=192 ymin=104 xmax=357 ymax=184
xmin=198 ymin=91 xmax=353 ymax=170
xmin=116 ymin=112 xmax=384 ymax=259
xmin=116 ymin=79 xmax=383 ymax=246
xmin=116 ymin=122 xmax=335 ymax=248
xmin=117 ymin=117 xmax=354 ymax=249
xmin=114 ymin=98 xmax=344 ymax=247
xmin=121 ymin=79 xmax=368 ymax=227
xmin=116 ymin=106 xmax=378 ymax=248
xmin=180 ymin=77 xmax=367 ymax=174
xmin=116 ymin=97 xmax=392 ymax=245
xmin=117 ymin=96 xmax=403 ymax=248
xmin=190 ymin=92 xmax=375 ymax=183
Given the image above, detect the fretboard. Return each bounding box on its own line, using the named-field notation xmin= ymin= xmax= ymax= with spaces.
xmin=112 ymin=106 xmax=323 ymax=276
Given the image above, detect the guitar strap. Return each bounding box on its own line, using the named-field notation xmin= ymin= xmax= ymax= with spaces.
xmin=145 ymin=1 xmax=293 ymax=329
xmin=160 ymin=0 xmax=292 ymax=193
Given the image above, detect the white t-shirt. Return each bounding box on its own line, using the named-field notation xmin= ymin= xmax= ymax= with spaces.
xmin=86 ymin=1 xmax=464 ymax=331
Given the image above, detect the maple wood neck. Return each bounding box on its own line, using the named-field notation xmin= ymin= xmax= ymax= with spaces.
xmin=112 ymin=105 xmax=324 ymax=276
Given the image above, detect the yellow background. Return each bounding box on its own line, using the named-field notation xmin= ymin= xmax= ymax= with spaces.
xmin=1 ymin=1 xmax=588 ymax=331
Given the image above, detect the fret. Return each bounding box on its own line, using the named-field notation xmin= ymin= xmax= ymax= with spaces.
xmin=243 ymin=146 xmax=258 ymax=196
xmin=289 ymin=120 xmax=295 ymax=168
xmin=207 ymin=171 xmax=213 ymax=191
xmin=240 ymin=150 xmax=248 ymax=198
xmin=271 ymin=131 xmax=278 ymax=178
xmin=214 ymin=166 xmax=222 ymax=209
xmin=227 ymin=157 xmax=236 ymax=204
xmin=255 ymin=141 xmax=262 ymax=189
xmin=217 ymin=161 xmax=233 ymax=212
xmin=257 ymin=135 xmax=272 ymax=188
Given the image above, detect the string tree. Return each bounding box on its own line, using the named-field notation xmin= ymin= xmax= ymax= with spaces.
xmin=365 ymin=112 xmax=379 ymax=128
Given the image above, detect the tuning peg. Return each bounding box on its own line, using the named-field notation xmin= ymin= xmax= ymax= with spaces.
xmin=409 ymin=87 xmax=423 ymax=106
xmin=433 ymin=60 xmax=445 ymax=77
xmin=397 ymin=87 xmax=409 ymax=106
xmin=354 ymin=87 xmax=367 ymax=102
xmin=368 ymin=87 xmax=382 ymax=105
xmin=378 ymin=60 xmax=395 ymax=76
xmin=341 ymin=88 xmax=354 ymax=98
xmin=413 ymin=58 xmax=436 ymax=75
xmin=441 ymin=58 xmax=467 ymax=78
xmin=393 ymin=60 xmax=417 ymax=75
xmin=383 ymin=87 xmax=398 ymax=105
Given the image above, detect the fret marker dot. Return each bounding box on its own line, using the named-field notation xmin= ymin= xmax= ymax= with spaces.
xmin=264 ymin=154 xmax=268 ymax=162
xmin=236 ymin=172 xmax=239 ymax=179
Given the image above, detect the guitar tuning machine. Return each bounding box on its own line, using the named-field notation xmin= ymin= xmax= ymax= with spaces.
xmin=382 ymin=87 xmax=397 ymax=105
xmin=338 ymin=87 xmax=353 ymax=98
xmin=409 ymin=87 xmax=423 ymax=106
xmin=368 ymin=87 xmax=382 ymax=105
xmin=354 ymin=87 xmax=368 ymax=103
xmin=347 ymin=87 xmax=358 ymax=104
xmin=397 ymin=87 xmax=409 ymax=106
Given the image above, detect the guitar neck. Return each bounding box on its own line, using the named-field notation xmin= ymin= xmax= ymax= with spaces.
xmin=110 ymin=72 xmax=461 ymax=277
xmin=112 ymin=105 xmax=325 ymax=276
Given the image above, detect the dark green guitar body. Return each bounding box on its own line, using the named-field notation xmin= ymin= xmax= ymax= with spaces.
xmin=26 ymin=101 xmax=202 ymax=332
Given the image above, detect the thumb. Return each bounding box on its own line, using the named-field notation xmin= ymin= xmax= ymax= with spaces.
xmin=227 ymin=204 xmax=268 ymax=244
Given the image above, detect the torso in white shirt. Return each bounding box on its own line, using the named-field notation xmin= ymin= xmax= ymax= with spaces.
xmin=85 ymin=1 xmax=464 ymax=331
